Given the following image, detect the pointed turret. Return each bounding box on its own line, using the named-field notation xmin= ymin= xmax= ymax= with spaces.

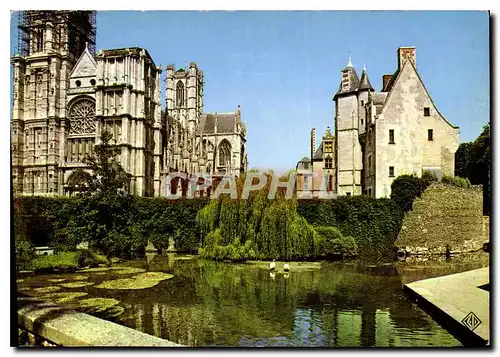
xmin=333 ymin=56 xmax=360 ymax=100
xmin=358 ymin=67 xmax=374 ymax=92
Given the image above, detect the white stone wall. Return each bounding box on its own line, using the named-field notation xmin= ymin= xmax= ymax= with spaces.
xmin=373 ymin=60 xmax=459 ymax=198
xmin=335 ymin=94 xmax=362 ymax=195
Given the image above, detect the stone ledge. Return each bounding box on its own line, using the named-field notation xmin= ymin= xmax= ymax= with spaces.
xmin=18 ymin=302 xmax=182 ymax=347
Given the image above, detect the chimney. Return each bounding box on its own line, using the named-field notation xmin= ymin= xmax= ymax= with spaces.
xmin=382 ymin=74 xmax=392 ymax=91
xmin=397 ymin=46 xmax=416 ymax=71
xmin=311 ymin=128 xmax=316 ymax=159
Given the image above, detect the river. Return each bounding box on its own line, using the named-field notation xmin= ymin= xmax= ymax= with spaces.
xmin=17 ymin=252 xmax=489 ymax=347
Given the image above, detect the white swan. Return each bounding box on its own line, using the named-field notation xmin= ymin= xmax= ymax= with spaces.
xmin=269 ymin=259 xmax=276 ymax=271
xmin=283 ymin=263 xmax=290 ymax=272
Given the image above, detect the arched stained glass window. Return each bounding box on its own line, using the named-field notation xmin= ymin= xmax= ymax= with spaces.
xmin=218 ymin=140 xmax=232 ymax=168
xmin=176 ymin=81 xmax=184 ymax=106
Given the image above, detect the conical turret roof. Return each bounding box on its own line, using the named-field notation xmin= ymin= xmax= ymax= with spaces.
xmin=358 ymin=67 xmax=374 ymax=91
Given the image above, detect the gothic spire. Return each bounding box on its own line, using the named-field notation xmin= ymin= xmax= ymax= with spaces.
xmin=347 ymin=56 xmax=353 ymax=68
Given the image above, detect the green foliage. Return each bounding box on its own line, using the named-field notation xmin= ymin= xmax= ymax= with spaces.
xmin=83 ymin=130 xmax=132 ymax=196
xmin=454 ymin=123 xmax=490 ymax=214
xmin=441 ymin=175 xmax=472 ymax=188
xmin=313 ymin=226 xmax=358 ymax=257
xmin=197 ymin=173 xmax=317 ymax=262
xmin=390 ymin=174 xmax=426 ymax=212
xmin=199 ymin=229 xmax=257 ymax=262
xmin=77 ymin=249 xmax=109 ymax=268
xmin=421 ymin=170 xmax=438 ymax=188
xmin=298 ymin=196 xmax=403 ymax=260
xmin=15 ymin=233 xmax=35 ymax=271
xmin=455 ymin=142 xmax=473 ymax=179
xmin=29 ymin=250 xmax=109 ymax=272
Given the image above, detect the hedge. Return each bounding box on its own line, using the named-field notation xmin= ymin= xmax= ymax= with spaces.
xmin=13 ymin=196 xmax=210 ymax=259
xmin=297 ymin=196 xmax=404 ymax=259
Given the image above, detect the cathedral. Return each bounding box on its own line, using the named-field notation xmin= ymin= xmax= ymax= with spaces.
xmin=10 ymin=11 xmax=247 ymax=197
xmin=297 ymin=47 xmax=459 ymax=198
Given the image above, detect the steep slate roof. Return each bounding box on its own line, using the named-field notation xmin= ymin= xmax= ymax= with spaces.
xmin=383 ymin=69 xmax=399 ymax=93
xmin=334 ymin=64 xmax=360 ymax=99
xmin=358 ymin=69 xmax=374 ymax=91
xmin=198 ymin=113 xmax=238 ymax=134
xmin=312 ymin=142 xmax=323 ymax=160
xmin=370 ymin=92 xmax=388 ymax=105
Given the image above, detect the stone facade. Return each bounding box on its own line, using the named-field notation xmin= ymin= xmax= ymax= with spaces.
xmin=11 ymin=11 xmax=248 ymax=198
xmin=296 ymin=127 xmax=335 ymax=198
xmin=164 ymin=63 xmax=248 ymax=196
xmin=297 ymin=46 xmax=459 ymax=198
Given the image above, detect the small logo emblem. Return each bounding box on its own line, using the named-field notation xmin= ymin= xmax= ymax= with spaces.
xmin=462 ymin=311 xmax=482 ymax=331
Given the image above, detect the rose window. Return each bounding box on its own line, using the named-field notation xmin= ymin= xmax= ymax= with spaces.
xmin=69 ymin=99 xmax=96 ymax=135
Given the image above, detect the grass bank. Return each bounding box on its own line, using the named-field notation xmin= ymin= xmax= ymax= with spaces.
xmin=29 ymin=250 xmax=109 ymax=273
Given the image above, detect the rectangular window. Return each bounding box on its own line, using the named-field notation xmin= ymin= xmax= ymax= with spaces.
xmin=368 ymin=188 xmax=372 ymax=196
xmin=424 ymin=107 xmax=430 ymax=116
xmin=389 ymin=129 xmax=395 ymax=144
xmin=346 ymin=192 xmax=351 ymax=196
xmin=389 ymin=166 xmax=395 ymax=177
xmin=361 ymin=100 xmax=364 ymax=107
xmin=428 ymin=129 xmax=433 ymax=141
xmin=324 ymin=158 xmax=333 ymax=169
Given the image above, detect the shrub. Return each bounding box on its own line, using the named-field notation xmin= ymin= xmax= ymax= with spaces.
xmin=77 ymin=249 xmax=109 ymax=268
xmin=442 ymin=175 xmax=472 ymax=188
xmin=390 ymin=174 xmax=425 ymax=212
xmin=421 ymin=170 xmax=438 ymax=189
xmin=15 ymin=233 xmax=35 ymax=271
xmin=314 ymin=226 xmax=357 ymax=257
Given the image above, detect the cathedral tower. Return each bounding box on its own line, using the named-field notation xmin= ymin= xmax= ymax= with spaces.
xmin=11 ymin=11 xmax=96 ymax=195
xmin=165 ymin=62 xmax=204 ymax=134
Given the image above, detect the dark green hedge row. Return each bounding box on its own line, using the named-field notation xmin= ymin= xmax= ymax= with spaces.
xmin=297 ymin=196 xmax=404 ymax=258
xmin=13 ymin=196 xmax=210 ymax=254
xmin=14 ymin=195 xmax=403 ymax=260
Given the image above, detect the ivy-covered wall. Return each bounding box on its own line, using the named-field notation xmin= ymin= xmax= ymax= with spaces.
xmin=396 ymin=184 xmax=485 ymax=253
xmin=297 ymin=196 xmax=404 ymax=258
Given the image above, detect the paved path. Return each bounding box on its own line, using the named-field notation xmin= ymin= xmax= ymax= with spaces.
xmin=404 ymin=267 xmax=489 ymax=346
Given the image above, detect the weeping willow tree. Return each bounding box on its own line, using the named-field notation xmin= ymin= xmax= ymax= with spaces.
xmin=196 ymin=172 xmax=318 ymax=261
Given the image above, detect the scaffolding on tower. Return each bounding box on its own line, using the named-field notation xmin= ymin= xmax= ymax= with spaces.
xmin=16 ymin=10 xmax=96 ymax=59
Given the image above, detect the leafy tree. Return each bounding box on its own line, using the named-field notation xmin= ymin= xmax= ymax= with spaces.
xmin=455 ymin=142 xmax=473 ymax=178
xmin=69 ymin=130 xmax=138 ymax=256
xmin=84 ymin=130 xmax=132 ymax=198
xmin=454 ymin=123 xmax=491 ymax=214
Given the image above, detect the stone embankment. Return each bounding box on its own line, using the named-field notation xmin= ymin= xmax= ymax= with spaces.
xmin=396 ymin=184 xmax=489 ymax=257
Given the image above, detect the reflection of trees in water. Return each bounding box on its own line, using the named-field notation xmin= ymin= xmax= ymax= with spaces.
xmin=114 ymin=256 xmax=462 ymax=346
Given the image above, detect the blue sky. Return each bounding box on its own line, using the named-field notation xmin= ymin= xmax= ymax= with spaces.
xmin=10 ymin=11 xmax=489 ymax=172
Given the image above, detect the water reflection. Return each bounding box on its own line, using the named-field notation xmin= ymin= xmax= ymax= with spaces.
xmin=18 ymin=252 xmax=489 ymax=347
